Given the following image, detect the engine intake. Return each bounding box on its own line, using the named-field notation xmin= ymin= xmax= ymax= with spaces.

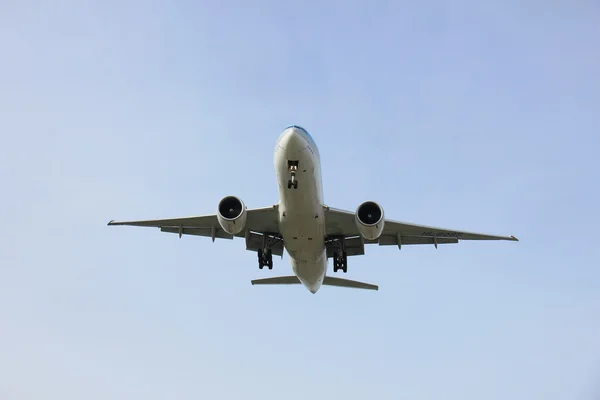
xmin=217 ymin=196 xmax=247 ymax=235
xmin=355 ymin=201 xmax=385 ymax=240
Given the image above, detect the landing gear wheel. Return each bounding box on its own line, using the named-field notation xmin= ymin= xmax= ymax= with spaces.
xmin=332 ymin=251 xmax=347 ymax=273
xmin=258 ymin=248 xmax=273 ymax=269
xmin=288 ymin=177 xmax=298 ymax=189
xmin=333 ymin=252 xmax=338 ymax=273
xmin=258 ymin=249 xmax=264 ymax=269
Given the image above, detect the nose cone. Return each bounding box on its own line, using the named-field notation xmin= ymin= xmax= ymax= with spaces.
xmin=278 ymin=127 xmax=308 ymax=151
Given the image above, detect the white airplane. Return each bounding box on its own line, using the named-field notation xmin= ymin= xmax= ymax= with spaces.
xmin=108 ymin=125 xmax=518 ymax=293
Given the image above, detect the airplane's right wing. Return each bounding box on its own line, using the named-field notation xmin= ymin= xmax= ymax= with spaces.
xmin=107 ymin=205 xmax=284 ymax=255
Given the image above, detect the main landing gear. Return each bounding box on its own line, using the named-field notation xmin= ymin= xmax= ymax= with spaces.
xmin=332 ymin=251 xmax=348 ymax=273
xmin=287 ymin=161 xmax=299 ymax=189
xmin=258 ymin=248 xmax=273 ymax=270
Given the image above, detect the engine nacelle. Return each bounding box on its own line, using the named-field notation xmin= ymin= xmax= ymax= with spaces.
xmin=355 ymin=201 xmax=385 ymax=240
xmin=217 ymin=195 xmax=247 ymax=235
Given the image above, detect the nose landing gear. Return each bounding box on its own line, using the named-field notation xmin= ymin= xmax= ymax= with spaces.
xmin=287 ymin=174 xmax=298 ymax=189
xmin=287 ymin=161 xmax=299 ymax=189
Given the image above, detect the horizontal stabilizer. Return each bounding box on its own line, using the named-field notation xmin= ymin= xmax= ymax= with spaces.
xmin=251 ymin=275 xmax=378 ymax=291
xmin=251 ymin=276 xmax=301 ymax=286
xmin=323 ymin=276 xmax=378 ymax=291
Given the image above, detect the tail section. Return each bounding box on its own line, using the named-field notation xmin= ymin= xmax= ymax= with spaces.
xmin=251 ymin=275 xmax=378 ymax=291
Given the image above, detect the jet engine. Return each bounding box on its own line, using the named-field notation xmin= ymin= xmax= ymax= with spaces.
xmin=355 ymin=201 xmax=385 ymax=240
xmin=217 ymin=195 xmax=247 ymax=235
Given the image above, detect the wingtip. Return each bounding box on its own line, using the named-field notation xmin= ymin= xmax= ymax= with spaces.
xmin=511 ymin=235 xmax=519 ymax=241
xmin=107 ymin=220 xmax=115 ymax=226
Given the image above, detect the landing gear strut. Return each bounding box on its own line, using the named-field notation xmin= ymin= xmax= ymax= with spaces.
xmin=287 ymin=161 xmax=299 ymax=189
xmin=332 ymin=252 xmax=347 ymax=273
xmin=258 ymin=248 xmax=273 ymax=270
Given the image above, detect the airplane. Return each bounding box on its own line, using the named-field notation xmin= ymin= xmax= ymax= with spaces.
xmin=108 ymin=125 xmax=518 ymax=293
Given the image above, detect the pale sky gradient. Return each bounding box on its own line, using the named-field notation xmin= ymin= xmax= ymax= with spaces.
xmin=1 ymin=1 xmax=599 ymax=399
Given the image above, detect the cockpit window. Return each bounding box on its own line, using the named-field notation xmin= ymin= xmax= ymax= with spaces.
xmin=283 ymin=125 xmax=318 ymax=153
xmin=285 ymin=125 xmax=307 ymax=133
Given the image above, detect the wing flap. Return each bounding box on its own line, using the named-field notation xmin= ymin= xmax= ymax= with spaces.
xmin=160 ymin=226 xmax=233 ymax=240
xmin=326 ymin=236 xmax=365 ymax=258
xmin=244 ymin=231 xmax=284 ymax=256
xmin=379 ymin=235 xmax=459 ymax=246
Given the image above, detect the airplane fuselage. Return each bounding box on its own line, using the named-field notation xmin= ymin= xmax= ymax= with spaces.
xmin=274 ymin=126 xmax=327 ymax=293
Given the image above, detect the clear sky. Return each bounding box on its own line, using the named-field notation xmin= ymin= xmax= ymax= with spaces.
xmin=1 ymin=1 xmax=599 ymax=399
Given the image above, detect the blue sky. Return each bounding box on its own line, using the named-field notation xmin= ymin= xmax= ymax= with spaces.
xmin=1 ymin=0 xmax=599 ymax=399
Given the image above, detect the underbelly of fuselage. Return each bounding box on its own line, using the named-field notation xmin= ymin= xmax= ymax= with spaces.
xmin=274 ymin=130 xmax=327 ymax=293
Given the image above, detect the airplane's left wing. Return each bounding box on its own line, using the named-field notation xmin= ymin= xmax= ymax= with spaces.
xmin=324 ymin=206 xmax=517 ymax=256
xmin=108 ymin=205 xmax=282 ymax=253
